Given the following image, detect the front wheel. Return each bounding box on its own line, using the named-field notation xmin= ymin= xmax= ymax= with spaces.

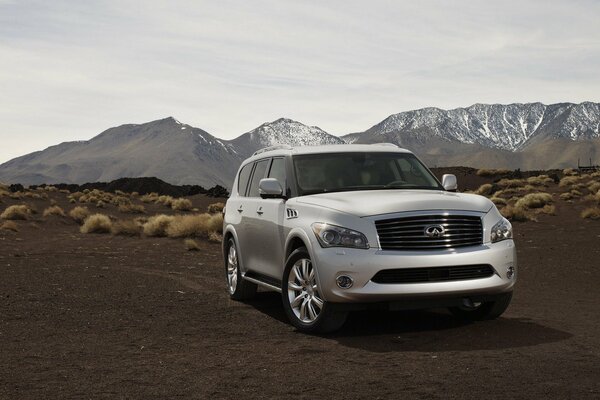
xmin=448 ymin=292 xmax=513 ymax=320
xmin=281 ymin=247 xmax=347 ymax=333
xmin=225 ymin=238 xmax=257 ymax=300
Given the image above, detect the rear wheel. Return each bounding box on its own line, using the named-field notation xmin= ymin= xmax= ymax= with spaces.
xmin=225 ymin=238 xmax=256 ymax=300
xmin=282 ymin=247 xmax=347 ymax=333
xmin=448 ymin=292 xmax=512 ymax=320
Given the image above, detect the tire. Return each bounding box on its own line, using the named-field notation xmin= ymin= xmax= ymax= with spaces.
xmin=448 ymin=292 xmax=513 ymax=321
xmin=281 ymin=247 xmax=348 ymax=333
xmin=225 ymin=238 xmax=257 ymax=300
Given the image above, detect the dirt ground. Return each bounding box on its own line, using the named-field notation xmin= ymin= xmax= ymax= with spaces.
xmin=1 ymin=187 xmax=599 ymax=399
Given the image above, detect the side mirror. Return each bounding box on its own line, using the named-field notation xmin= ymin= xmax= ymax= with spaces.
xmin=442 ymin=174 xmax=457 ymax=191
xmin=259 ymin=178 xmax=283 ymax=198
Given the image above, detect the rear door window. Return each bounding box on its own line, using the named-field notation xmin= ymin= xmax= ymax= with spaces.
xmin=237 ymin=163 xmax=253 ymax=196
xmin=248 ymin=159 xmax=270 ymax=197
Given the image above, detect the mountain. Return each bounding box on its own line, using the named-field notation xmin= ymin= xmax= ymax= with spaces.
xmin=344 ymin=102 xmax=600 ymax=151
xmin=0 ymin=117 xmax=242 ymax=188
xmin=229 ymin=118 xmax=344 ymax=158
xmin=1 ymin=102 xmax=599 ymax=188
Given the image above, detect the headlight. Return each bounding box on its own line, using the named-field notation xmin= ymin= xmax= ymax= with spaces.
xmin=490 ymin=217 xmax=513 ymax=243
xmin=311 ymin=223 xmax=369 ymax=249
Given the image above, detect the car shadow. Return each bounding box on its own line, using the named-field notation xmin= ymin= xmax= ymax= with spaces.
xmin=247 ymin=292 xmax=572 ymax=353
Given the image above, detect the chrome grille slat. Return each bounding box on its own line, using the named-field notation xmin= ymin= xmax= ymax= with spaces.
xmin=375 ymin=214 xmax=483 ymax=251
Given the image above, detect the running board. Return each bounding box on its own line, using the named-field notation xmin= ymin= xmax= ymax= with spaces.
xmin=243 ymin=271 xmax=282 ymax=293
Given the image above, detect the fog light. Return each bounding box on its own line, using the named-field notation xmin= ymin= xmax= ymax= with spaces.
xmin=336 ymin=275 xmax=353 ymax=289
xmin=506 ymin=266 xmax=515 ymax=279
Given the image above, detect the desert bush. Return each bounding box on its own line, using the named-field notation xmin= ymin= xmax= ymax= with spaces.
xmin=171 ymin=198 xmax=193 ymax=211
xmin=184 ymin=239 xmax=201 ymax=251
xmin=500 ymin=205 xmax=530 ymax=222
xmin=23 ymin=191 xmax=41 ymax=199
xmin=45 ymin=185 xmax=58 ymax=192
xmin=570 ymin=189 xmax=583 ymax=197
xmin=59 ymin=189 xmax=70 ymax=194
xmin=526 ymin=175 xmax=554 ymax=186
xmin=490 ymin=197 xmax=507 ymax=206
xmin=581 ymin=207 xmax=600 ymax=219
xmin=96 ymin=200 xmax=105 ymax=208
xmin=207 ymin=202 xmax=225 ymax=214
xmin=111 ymin=219 xmax=142 ymax=236
xmin=69 ymin=206 xmax=90 ymax=224
xmin=1 ymin=204 xmax=32 ymax=220
xmin=156 ymin=195 xmax=175 ymax=207
xmin=515 ymin=193 xmax=553 ymax=209
xmin=112 ymin=196 xmax=131 ymax=206
xmin=536 ymin=204 xmax=556 ymax=216
xmin=80 ymin=214 xmax=112 ymax=234
xmin=0 ymin=221 xmax=18 ymax=232
xmin=559 ymin=176 xmax=581 ymax=187
xmin=166 ymin=213 xmax=223 ymax=238
xmin=208 ymin=231 xmax=223 ymax=243
xmin=559 ymin=192 xmax=573 ymax=201
xmin=562 ymin=168 xmax=577 ymax=176
xmin=114 ymin=190 xmax=127 ymax=196
xmin=131 ymin=192 xmax=139 ymax=197
xmin=474 ymin=184 xmax=493 ymax=196
xmin=140 ymin=193 xmax=159 ymax=203
xmin=476 ymin=168 xmax=511 ymax=177
xmin=118 ymin=204 xmax=145 ymax=214
xmin=143 ymin=214 xmax=175 ymax=237
xmin=587 ymin=182 xmax=600 ymax=194
xmin=497 ymin=179 xmax=526 ymax=188
xmin=9 ymin=191 xmax=23 ymax=199
xmin=43 ymin=205 xmax=65 ymax=217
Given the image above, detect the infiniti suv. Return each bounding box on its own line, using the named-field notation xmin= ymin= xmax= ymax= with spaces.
xmin=223 ymin=144 xmax=516 ymax=332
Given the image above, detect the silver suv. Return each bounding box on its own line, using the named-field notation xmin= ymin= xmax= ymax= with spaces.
xmin=223 ymin=144 xmax=516 ymax=333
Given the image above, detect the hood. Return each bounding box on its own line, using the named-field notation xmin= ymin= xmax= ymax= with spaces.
xmin=296 ymin=190 xmax=493 ymax=217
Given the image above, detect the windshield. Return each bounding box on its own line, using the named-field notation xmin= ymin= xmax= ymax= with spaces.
xmin=293 ymin=152 xmax=443 ymax=196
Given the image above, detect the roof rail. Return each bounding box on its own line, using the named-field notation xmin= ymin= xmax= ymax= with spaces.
xmin=252 ymin=144 xmax=293 ymax=156
xmin=371 ymin=143 xmax=398 ymax=148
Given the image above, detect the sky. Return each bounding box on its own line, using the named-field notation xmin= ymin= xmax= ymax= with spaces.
xmin=0 ymin=0 xmax=599 ymax=163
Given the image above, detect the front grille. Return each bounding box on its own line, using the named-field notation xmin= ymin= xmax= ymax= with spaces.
xmin=375 ymin=214 xmax=483 ymax=250
xmin=371 ymin=264 xmax=494 ymax=284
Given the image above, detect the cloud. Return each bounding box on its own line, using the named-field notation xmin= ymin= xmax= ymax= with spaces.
xmin=0 ymin=0 xmax=599 ymax=162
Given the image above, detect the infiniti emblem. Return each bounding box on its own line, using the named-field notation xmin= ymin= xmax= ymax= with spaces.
xmin=424 ymin=224 xmax=445 ymax=238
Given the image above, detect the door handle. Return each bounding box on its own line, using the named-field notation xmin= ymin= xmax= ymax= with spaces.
xmin=256 ymin=207 xmax=263 ymax=215
xmin=237 ymin=206 xmax=243 ymax=213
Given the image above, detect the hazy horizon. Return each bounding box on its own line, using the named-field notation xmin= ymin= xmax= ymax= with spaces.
xmin=1 ymin=0 xmax=599 ymax=163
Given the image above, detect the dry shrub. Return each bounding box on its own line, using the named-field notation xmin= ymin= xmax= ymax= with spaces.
xmin=515 ymin=193 xmax=553 ymax=209
xmin=69 ymin=198 xmax=76 ymax=204
xmin=165 ymin=213 xmax=223 ymax=238
xmin=114 ymin=190 xmax=127 ymax=196
xmin=0 ymin=220 xmax=18 ymax=232
xmin=24 ymin=191 xmax=41 ymax=199
xmin=80 ymin=214 xmax=112 ymax=234
xmin=131 ymin=192 xmax=139 ymax=197
xmin=208 ymin=231 xmax=223 ymax=243
xmin=536 ymin=204 xmax=556 ymax=216
xmin=559 ymin=176 xmax=580 ymax=187
xmin=207 ymin=202 xmax=225 ymax=214
xmin=474 ymin=184 xmax=493 ymax=196
xmin=1 ymin=204 xmax=32 ymax=220
xmin=9 ymin=192 xmax=23 ymax=199
xmin=526 ymin=175 xmax=554 ymax=186
xmin=111 ymin=219 xmax=142 ymax=236
xmin=69 ymin=206 xmax=90 ymax=224
xmin=587 ymin=182 xmax=600 ymax=194
xmin=49 ymin=199 xmax=57 ymax=206
xmin=143 ymin=214 xmax=175 ymax=237
xmin=581 ymin=207 xmax=600 ymax=220
xmin=490 ymin=197 xmax=507 ymax=206
xmin=171 ymin=198 xmax=193 ymax=211
xmin=96 ymin=200 xmax=105 ymax=208
xmin=69 ymin=192 xmax=85 ymax=201
xmin=562 ymin=168 xmax=577 ymax=176
xmin=497 ymin=179 xmax=526 ymax=188
xmin=592 ymin=171 xmax=600 ymax=178
xmin=43 ymin=205 xmax=65 ymax=217
xmin=45 ymin=185 xmax=58 ymax=192
xmin=559 ymin=192 xmax=573 ymax=201
xmin=118 ymin=204 xmax=145 ymax=214
xmin=476 ymin=168 xmax=511 ymax=177
xmin=59 ymin=189 xmax=70 ymax=194
xmin=570 ymin=189 xmax=583 ymax=197
xmin=140 ymin=193 xmax=159 ymax=203
xmin=184 ymin=239 xmax=201 ymax=251
xmin=155 ymin=195 xmax=174 ymax=207
xmin=500 ymin=205 xmax=530 ymax=222
xmin=112 ymin=196 xmax=131 ymax=206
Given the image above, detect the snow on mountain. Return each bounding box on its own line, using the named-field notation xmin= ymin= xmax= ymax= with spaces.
xmin=228 ymin=118 xmax=345 ymax=157
xmin=349 ymin=102 xmax=600 ymax=151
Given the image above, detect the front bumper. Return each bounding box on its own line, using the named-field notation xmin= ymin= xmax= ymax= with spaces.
xmin=312 ymin=240 xmax=517 ymax=303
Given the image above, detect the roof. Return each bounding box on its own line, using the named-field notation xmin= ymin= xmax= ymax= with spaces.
xmin=245 ymin=143 xmax=412 ymax=163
